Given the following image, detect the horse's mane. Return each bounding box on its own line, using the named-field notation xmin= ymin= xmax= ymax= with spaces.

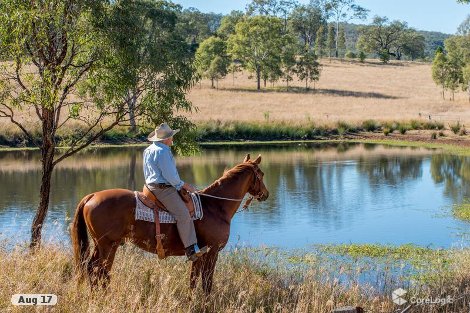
xmin=202 ymin=162 xmax=253 ymax=194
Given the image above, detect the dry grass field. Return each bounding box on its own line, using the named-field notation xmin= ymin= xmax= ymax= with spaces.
xmin=186 ymin=59 xmax=470 ymax=126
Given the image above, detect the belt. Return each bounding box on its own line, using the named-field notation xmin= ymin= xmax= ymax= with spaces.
xmin=150 ymin=183 xmax=173 ymax=189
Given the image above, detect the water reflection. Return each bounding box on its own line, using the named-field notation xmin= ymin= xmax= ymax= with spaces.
xmin=0 ymin=143 xmax=469 ymax=248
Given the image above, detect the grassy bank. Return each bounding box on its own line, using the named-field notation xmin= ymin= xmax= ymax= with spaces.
xmin=453 ymin=203 xmax=470 ymax=222
xmin=0 ymin=119 xmax=449 ymax=149
xmin=1 ymin=244 xmax=470 ymax=312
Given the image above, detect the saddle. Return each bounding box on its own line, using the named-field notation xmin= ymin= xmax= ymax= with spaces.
xmin=136 ymin=185 xmax=196 ymax=259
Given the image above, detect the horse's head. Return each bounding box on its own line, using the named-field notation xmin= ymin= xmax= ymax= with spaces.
xmin=243 ymin=154 xmax=269 ymax=202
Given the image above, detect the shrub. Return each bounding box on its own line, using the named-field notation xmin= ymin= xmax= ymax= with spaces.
xmin=359 ymin=51 xmax=366 ymax=63
xmin=383 ymin=127 xmax=391 ymax=136
xmin=460 ymin=128 xmax=467 ymax=136
xmin=410 ymin=120 xmax=422 ymax=130
xmin=450 ymin=122 xmax=461 ymax=134
xmin=398 ymin=124 xmax=408 ymax=134
xmin=345 ymin=51 xmax=356 ymax=59
xmin=431 ymin=132 xmax=437 ymax=140
xmin=362 ymin=120 xmax=378 ymax=132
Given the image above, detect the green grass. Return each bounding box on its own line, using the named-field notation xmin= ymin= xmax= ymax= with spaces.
xmin=317 ymin=243 xmax=448 ymax=261
xmin=453 ymin=203 xmax=470 ymax=222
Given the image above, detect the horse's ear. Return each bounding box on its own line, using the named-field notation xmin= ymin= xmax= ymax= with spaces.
xmin=244 ymin=154 xmax=250 ymax=162
xmin=254 ymin=155 xmax=261 ymax=164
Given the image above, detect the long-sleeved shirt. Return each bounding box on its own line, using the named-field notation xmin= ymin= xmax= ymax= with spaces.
xmin=143 ymin=142 xmax=184 ymax=190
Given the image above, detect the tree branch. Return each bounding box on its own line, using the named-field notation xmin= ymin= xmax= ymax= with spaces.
xmin=0 ymin=104 xmax=36 ymax=144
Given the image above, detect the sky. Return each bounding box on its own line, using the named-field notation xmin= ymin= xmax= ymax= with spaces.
xmin=171 ymin=0 xmax=469 ymax=34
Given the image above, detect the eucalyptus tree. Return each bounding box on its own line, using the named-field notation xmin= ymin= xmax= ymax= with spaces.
xmin=323 ymin=0 xmax=368 ymax=57
xmin=217 ymin=10 xmax=245 ymax=39
xmin=326 ymin=24 xmax=336 ymax=59
xmin=228 ymin=16 xmax=288 ymax=90
xmin=295 ymin=49 xmax=322 ymax=90
xmin=289 ymin=3 xmax=325 ymax=49
xmin=195 ymin=36 xmax=230 ymax=88
xmin=177 ymin=7 xmax=222 ymax=44
xmin=246 ymin=0 xmax=298 ymax=32
xmin=314 ymin=25 xmax=326 ymax=57
xmin=0 ymin=0 xmax=196 ymax=248
xmin=357 ymin=16 xmax=407 ymax=63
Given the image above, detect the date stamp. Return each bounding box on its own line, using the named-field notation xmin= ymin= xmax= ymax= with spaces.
xmin=11 ymin=294 xmax=57 ymax=306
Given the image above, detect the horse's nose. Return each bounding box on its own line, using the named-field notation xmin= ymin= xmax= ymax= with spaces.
xmin=262 ymin=191 xmax=269 ymax=201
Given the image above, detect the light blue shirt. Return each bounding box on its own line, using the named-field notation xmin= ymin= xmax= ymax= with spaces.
xmin=143 ymin=142 xmax=184 ymax=190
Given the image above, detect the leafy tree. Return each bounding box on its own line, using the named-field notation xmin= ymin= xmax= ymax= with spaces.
xmin=295 ymin=50 xmax=322 ymax=90
xmin=463 ymin=64 xmax=470 ymax=101
xmin=289 ymin=3 xmax=325 ymax=49
xmin=458 ymin=14 xmax=470 ymax=35
xmin=177 ymin=8 xmax=222 ymax=44
xmin=338 ymin=26 xmax=346 ymax=58
xmin=228 ymin=16 xmax=288 ymax=90
xmin=399 ymin=30 xmax=425 ymax=61
xmin=218 ymin=10 xmax=245 ymax=39
xmin=246 ymin=0 xmax=297 ymax=32
xmin=432 ymin=51 xmax=449 ymax=99
xmin=357 ymin=16 xmax=407 ymax=63
xmin=315 ymin=25 xmax=326 ymax=57
xmin=444 ymin=36 xmax=467 ymax=100
xmin=0 ymin=0 xmax=196 ymax=248
xmin=326 ymin=24 xmax=336 ymax=59
xmin=324 ymin=0 xmax=368 ymax=57
xmin=281 ymin=35 xmax=298 ymax=89
xmin=358 ymin=50 xmax=367 ymax=62
xmin=195 ymin=37 xmax=230 ymax=88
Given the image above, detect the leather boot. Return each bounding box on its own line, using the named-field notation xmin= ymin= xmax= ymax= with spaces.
xmin=185 ymin=244 xmax=208 ymax=261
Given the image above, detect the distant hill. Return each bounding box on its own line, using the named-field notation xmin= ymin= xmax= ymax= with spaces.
xmin=341 ymin=23 xmax=451 ymax=59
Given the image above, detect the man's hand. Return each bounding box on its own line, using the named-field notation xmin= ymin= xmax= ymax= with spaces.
xmin=182 ymin=182 xmax=197 ymax=193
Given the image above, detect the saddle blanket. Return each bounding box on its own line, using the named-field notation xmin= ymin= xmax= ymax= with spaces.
xmin=134 ymin=191 xmax=203 ymax=223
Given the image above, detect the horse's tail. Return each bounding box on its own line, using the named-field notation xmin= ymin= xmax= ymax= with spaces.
xmin=71 ymin=194 xmax=94 ymax=279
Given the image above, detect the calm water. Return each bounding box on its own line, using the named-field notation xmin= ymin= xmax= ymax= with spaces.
xmin=1 ymin=142 xmax=469 ymax=249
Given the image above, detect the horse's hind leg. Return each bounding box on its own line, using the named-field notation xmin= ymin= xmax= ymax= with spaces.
xmin=88 ymin=240 xmax=118 ymax=289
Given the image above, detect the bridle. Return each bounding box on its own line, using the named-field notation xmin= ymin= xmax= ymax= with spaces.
xmin=196 ymin=163 xmax=266 ymax=213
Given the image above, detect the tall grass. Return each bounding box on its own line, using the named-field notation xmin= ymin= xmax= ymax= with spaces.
xmin=1 ymin=244 xmax=470 ymax=312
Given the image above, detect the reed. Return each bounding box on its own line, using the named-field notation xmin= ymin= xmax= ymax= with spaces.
xmin=1 ymin=243 xmax=469 ymax=312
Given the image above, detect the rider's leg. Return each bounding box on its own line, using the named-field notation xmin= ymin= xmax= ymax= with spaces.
xmin=149 ymin=186 xmax=206 ymax=260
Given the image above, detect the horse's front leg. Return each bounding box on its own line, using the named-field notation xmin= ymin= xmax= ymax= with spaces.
xmin=201 ymin=250 xmax=219 ymax=295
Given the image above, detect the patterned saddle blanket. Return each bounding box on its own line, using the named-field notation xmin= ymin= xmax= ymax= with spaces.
xmin=134 ymin=191 xmax=203 ymax=223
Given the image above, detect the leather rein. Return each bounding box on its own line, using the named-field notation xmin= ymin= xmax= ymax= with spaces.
xmin=196 ymin=164 xmax=264 ymax=213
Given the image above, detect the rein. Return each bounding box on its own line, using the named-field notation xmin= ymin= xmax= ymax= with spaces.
xmin=195 ymin=164 xmax=263 ymax=213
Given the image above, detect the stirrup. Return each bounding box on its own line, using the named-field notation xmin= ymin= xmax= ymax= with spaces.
xmin=186 ymin=244 xmax=209 ymax=262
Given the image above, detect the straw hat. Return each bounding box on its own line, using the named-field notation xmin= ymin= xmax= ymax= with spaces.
xmin=147 ymin=123 xmax=180 ymax=142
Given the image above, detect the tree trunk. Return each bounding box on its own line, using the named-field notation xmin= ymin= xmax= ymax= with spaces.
xmin=128 ymin=91 xmax=137 ymax=133
xmin=30 ymin=108 xmax=56 ymax=249
xmin=256 ymin=67 xmax=261 ymax=90
xmin=211 ymin=78 xmax=215 ymax=88
xmin=335 ymin=20 xmax=339 ymax=58
xmin=263 ymin=78 xmax=267 ymax=88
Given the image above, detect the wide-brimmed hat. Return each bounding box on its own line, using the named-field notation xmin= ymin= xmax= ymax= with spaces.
xmin=147 ymin=123 xmax=180 ymax=142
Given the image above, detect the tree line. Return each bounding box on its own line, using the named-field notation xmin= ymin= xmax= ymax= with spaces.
xmin=432 ymin=1 xmax=470 ymax=101
xmin=188 ymin=0 xmax=431 ymax=91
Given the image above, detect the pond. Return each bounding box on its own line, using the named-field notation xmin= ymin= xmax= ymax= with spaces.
xmin=0 ymin=142 xmax=469 ymax=249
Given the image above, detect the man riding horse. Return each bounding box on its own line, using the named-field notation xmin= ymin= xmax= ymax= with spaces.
xmin=143 ymin=123 xmax=208 ymax=261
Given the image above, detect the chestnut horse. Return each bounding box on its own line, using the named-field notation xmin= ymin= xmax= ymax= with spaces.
xmin=71 ymin=154 xmax=269 ymax=294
